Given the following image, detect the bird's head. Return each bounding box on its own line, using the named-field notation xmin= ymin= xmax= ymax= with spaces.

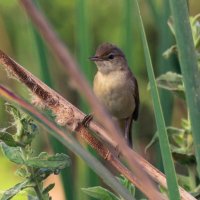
xmin=90 ymin=43 xmax=128 ymax=74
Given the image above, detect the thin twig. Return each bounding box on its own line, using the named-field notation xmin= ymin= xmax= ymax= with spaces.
xmin=0 ymin=50 xmax=196 ymax=200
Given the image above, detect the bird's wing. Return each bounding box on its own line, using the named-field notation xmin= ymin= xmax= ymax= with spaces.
xmin=127 ymin=69 xmax=140 ymax=121
xmin=132 ymin=76 xmax=140 ymax=121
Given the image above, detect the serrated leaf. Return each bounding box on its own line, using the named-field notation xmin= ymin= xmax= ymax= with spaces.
xmin=82 ymin=186 xmax=120 ymax=200
xmin=0 ymin=142 xmax=24 ymax=164
xmin=25 ymin=152 xmax=70 ymax=170
xmin=43 ymin=183 xmax=55 ymax=194
xmin=1 ymin=180 xmax=30 ymax=200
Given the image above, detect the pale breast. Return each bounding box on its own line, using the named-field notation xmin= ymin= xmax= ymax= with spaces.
xmin=93 ymin=71 xmax=136 ymax=119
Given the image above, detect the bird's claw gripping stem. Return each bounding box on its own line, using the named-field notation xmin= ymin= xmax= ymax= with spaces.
xmin=82 ymin=114 xmax=93 ymax=128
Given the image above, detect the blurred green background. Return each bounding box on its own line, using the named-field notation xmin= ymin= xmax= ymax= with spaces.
xmin=0 ymin=0 xmax=199 ymax=199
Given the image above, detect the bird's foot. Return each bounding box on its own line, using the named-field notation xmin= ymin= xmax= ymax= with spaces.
xmin=82 ymin=114 xmax=93 ymax=128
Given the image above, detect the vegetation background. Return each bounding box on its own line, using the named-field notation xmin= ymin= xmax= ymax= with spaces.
xmin=0 ymin=0 xmax=199 ymax=199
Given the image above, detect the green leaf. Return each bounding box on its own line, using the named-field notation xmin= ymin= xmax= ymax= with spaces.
xmin=166 ymin=127 xmax=185 ymax=146
xmin=156 ymin=72 xmax=185 ymax=99
xmin=1 ymin=180 xmax=30 ymax=200
xmin=0 ymin=142 xmax=24 ymax=164
xmin=181 ymin=119 xmax=191 ymax=132
xmin=25 ymin=152 xmax=70 ymax=170
xmin=82 ymin=186 xmax=120 ymax=200
xmin=5 ymin=103 xmax=22 ymax=121
xmin=177 ymin=174 xmax=192 ymax=191
xmin=156 ymin=72 xmax=184 ymax=91
xmin=0 ymin=131 xmax=18 ymax=147
xmin=133 ymin=0 xmax=180 ymax=199
xmin=166 ymin=126 xmax=195 ymax=165
xmin=169 ymin=0 xmax=200 ymax=177
xmin=42 ymin=183 xmax=55 ymax=194
xmin=189 ymin=14 xmax=200 ymax=48
xmin=116 ymin=175 xmax=135 ymax=197
xmin=6 ymin=103 xmax=38 ymax=146
xmin=162 ymin=45 xmax=177 ymax=59
xmin=166 ymin=14 xmax=200 ymax=54
xmin=15 ymin=166 xmax=31 ymax=178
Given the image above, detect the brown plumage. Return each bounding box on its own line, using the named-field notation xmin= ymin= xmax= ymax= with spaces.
xmin=90 ymin=43 xmax=139 ymax=147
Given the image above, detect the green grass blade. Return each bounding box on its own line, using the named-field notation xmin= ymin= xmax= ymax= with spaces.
xmin=168 ymin=0 xmax=200 ymax=176
xmin=75 ymin=0 xmax=92 ymax=84
xmin=75 ymin=0 xmax=99 ymax=199
xmin=147 ymin=0 xmax=177 ymax=172
xmin=146 ymin=0 xmax=159 ymax=24
xmin=133 ymin=1 xmax=180 ymax=199
xmin=123 ymin=0 xmax=134 ymax=65
xmin=155 ymin=0 xmax=175 ymax=126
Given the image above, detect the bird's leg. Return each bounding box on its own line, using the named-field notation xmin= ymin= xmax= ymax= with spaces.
xmin=125 ymin=116 xmax=133 ymax=147
xmin=81 ymin=114 xmax=93 ymax=128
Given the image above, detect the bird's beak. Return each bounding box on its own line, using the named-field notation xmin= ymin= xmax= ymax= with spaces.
xmin=89 ymin=56 xmax=102 ymax=61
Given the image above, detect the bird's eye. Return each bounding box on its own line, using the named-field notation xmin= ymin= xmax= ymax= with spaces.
xmin=108 ymin=54 xmax=114 ymax=60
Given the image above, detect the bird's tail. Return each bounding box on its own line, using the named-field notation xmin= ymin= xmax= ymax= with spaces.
xmin=127 ymin=119 xmax=133 ymax=147
xmin=117 ymin=118 xmax=133 ymax=148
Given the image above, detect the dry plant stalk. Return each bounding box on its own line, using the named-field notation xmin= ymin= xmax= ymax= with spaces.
xmin=0 ymin=50 xmax=196 ymax=200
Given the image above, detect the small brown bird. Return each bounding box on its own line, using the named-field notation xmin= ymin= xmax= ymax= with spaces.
xmin=90 ymin=43 xmax=139 ymax=147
